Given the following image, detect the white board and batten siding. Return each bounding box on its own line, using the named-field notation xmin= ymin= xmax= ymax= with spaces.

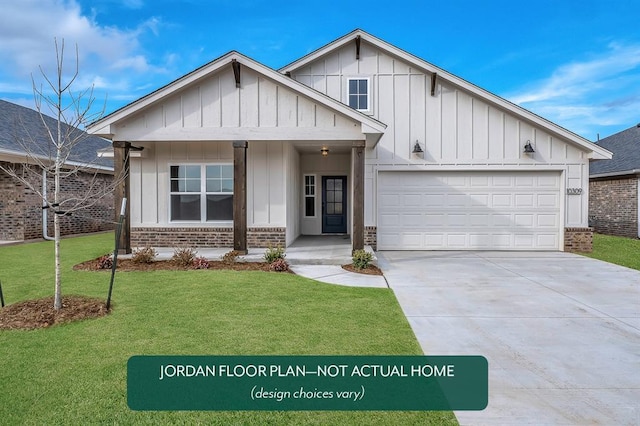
xmin=292 ymin=39 xmax=591 ymax=250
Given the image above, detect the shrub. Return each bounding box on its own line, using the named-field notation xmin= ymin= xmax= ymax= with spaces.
xmin=264 ymin=245 xmax=286 ymax=263
xmin=352 ymin=249 xmax=373 ymax=270
xmin=221 ymin=250 xmax=241 ymax=264
xmin=193 ymin=256 xmax=210 ymax=270
xmin=131 ymin=246 xmax=157 ymax=264
xmin=172 ymin=247 xmax=197 ymax=267
xmin=96 ymin=254 xmax=113 ymax=269
xmin=270 ymin=258 xmax=289 ymax=272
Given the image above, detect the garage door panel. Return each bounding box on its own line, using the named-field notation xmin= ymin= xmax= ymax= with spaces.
xmin=378 ymin=171 xmax=562 ymax=250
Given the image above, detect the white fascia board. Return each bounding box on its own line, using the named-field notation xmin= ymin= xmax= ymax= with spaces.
xmin=87 ymin=51 xmax=385 ymax=140
xmin=590 ymin=169 xmax=640 ymax=179
xmin=281 ymin=29 xmax=611 ymax=158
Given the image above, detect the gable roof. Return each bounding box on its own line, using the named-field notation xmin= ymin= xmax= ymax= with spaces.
xmin=590 ymin=124 xmax=640 ymax=177
xmin=86 ymin=51 xmax=386 ymax=145
xmin=281 ymin=29 xmax=612 ymax=160
xmin=0 ymin=99 xmax=113 ymax=170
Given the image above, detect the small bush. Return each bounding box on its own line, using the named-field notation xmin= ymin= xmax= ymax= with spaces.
xmin=221 ymin=250 xmax=241 ymax=264
xmin=193 ymin=256 xmax=210 ymax=270
xmin=172 ymin=247 xmax=197 ymax=267
xmin=264 ymin=245 xmax=286 ymax=263
xmin=131 ymin=246 xmax=157 ymax=264
xmin=96 ymin=254 xmax=113 ymax=269
xmin=352 ymin=249 xmax=373 ymax=270
xmin=270 ymin=258 xmax=289 ymax=272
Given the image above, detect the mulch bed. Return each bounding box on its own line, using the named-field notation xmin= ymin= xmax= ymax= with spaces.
xmin=0 ymin=295 xmax=109 ymax=330
xmin=342 ymin=264 xmax=384 ymax=275
xmin=73 ymin=258 xmax=284 ymax=272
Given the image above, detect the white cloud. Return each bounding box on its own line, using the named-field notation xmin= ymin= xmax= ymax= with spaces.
xmin=0 ymin=0 xmax=168 ymax=112
xmin=507 ymin=42 xmax=640 ymax=138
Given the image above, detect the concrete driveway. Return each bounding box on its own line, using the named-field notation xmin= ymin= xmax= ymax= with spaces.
xmin=377 ymin=251 xmax=640 ymax=426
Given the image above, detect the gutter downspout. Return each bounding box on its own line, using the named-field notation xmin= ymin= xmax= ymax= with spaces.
xmin=42 ymin=168 xmax=54 ymax=241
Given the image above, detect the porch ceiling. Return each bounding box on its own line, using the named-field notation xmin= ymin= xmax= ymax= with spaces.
xmin=292 ymin=140 xmax=353 ymax=154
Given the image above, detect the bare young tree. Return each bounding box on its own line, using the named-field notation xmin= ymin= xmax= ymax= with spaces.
xmin=0 ymin=39 xmax=120 ymax=310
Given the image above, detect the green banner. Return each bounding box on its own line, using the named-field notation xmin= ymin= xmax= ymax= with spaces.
xmin=128 ymin=355 xmax=487 ymax=411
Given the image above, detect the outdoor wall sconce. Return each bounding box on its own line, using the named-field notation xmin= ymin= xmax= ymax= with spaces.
xmin=412 ymin=140 xmax=424 ymax=159
xmin=321 ymin=147 xmax=329 ymax=156
xmin=523 ymin=140 xmax=535 ymax=154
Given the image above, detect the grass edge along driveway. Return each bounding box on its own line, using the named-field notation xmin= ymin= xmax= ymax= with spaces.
xmin=0 ymin=233 xmax=457 ymax=425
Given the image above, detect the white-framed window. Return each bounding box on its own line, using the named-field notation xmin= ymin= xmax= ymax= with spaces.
xmin=170 ymin=164 xmax=233 ymax=222
xmin=304 ymin=174 xmax=316 ymax=218
xmin=347 ymin=77 xmax=370 ymax=112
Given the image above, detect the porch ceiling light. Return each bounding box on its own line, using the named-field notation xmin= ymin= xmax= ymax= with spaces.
xmin=321 ymin=147 xmax=329 ymax=156
xmin=523 ymin=140 xmax=535 ymax=154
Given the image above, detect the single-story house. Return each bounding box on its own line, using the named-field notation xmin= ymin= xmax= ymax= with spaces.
xmin=0 ymin=99 xmax=114 ymax=242
xmin=87 ymin=29 xmax=611 ymax=253
xmin=589 ymin=124 xmax=640 ymax=239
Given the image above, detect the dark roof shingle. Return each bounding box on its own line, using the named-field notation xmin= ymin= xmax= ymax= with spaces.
xmin=590 ymin=124 xmax=640 ymax=176
xmin=0 ymin=99 xmax=112 ymax=169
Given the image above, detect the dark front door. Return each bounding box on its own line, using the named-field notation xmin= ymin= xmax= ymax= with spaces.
xmin=322 ymin=176 xmax=347 ymax=233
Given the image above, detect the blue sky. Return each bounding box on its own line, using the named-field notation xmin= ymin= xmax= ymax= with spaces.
xmin=0 ymin=0 xmax=638 ymax=141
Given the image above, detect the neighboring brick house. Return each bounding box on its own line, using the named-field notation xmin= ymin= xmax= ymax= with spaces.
xmin=589 ymin=124 xmax=640 ymax=239
xmin=0 ymin=99 xmax=114 ymax=242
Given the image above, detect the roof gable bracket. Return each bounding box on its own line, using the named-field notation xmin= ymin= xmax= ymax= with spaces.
xmin=355 ymin=35 xmax=361 ymax=60
xmin=232 ymin=59 xmax=241 ymax=88
xmin=431 ymin=72 xmax=437 ymax=96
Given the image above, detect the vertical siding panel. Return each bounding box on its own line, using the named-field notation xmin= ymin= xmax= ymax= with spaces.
xmin=130 ymin=158 xmax=142 ymax=225
xmin=164 ymin=96 xmax=181 ymax=129
xmin=339 ymin=45 xmax=358 ymax=74
xmin=394 ymin=74 xmax=410 ymax=160
xmin=187 ymin=142 xmax=203 ymax=160
xmin=488 ymin=107 xmax=504 ymax=160
xmin=377 ymin=74 xmax=395 ymax=161
xmin=258 ymin=77 xmax=278 ymax=127
xmin=269 ymin=143 xmax=285 ymax=225
xmin=425 ymin=83 xmax=442 ymax=160
xmin=203 ymin=141 xmax=219 ymax=159
xmin=504 ymin=115 xmax=519 ymax=159
xmin=220 ymin=69 xmax=239 ymax=127
xmin=311 ymin=61 xmax=325 ymax=76
xmin=312 ymin=75 xmax=326 ymax=94
xmin=145 ymin=107 xmax=164 ymax=132
xmin=378 ymin=52 xmax=394 ymax=74
xmin=297 ymin=97 xmax=315 ymax=127
xmin=170 ymin=140 xmax=188 ymax=160
xmin=277 ymin=89 xmax=297 ymax=127
xmin=326 ymin=75 xmax=341 ymax=102
xmin=325 ymin=54 xmax=340 ymax=75
xmin=155 ymin=144 xmax=171 ymax=224
xmin=250 ymin=143 xmax=269 ymax=225
xmin=410 ymin=74 xmax=426 ymax=155
xmin=472 ymin=100 xmax=489 ymax=160
xmin=441 ymin=85 xmax=457 ymax=160
xmin=359 ymin=43 xmax=377 ymax=74
xmin=218 ymin=141 xmax=233 ymax=160
xmin=240 ymin=70 xmax=259 ymax=127
xmin=182 ymin=86 xmax=201 ymax=128
xmin=201 ymin=77 xmax=221 ymax=127
xmin=296 ymin=75 xmax=312 ymax=87
xmin=457 ymin=91 xmax=473 ymax=160
xmin=140 ymin=152 xmax=158 ymax=224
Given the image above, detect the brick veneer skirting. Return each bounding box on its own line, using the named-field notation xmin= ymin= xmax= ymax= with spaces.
xmin=589 ymin=177 xmax=638 ymax=238
xmin=131 ymin=227 xmax=286 ymax=248
xmin=564 ymin=227 xmax=593 ymax=253
xmin=364 ymin=226 xmax=377 ymax=250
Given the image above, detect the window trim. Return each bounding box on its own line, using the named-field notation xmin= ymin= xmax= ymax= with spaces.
xmin=346 ymin=76 xmax=372 ymax=114
xmin=303 ymin=174 xmax=317 ymax=218
xmin=169 ymin=163 xmax=234 ymax=223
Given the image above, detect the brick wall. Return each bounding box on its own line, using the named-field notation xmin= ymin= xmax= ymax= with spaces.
xmin=564 ymin=227 xmax=593 ymax=252
xmin=0 ymin=163 xmax=114 ymax=241
xmin=131 ymin=227 xmax=286 ymax=248
xmin=364 ymin=226 xmax=377 ymax=250
xmin=0 ymin=166 xmax=25 ymax=240
xmin=589 ymin=177 xmax=638 ymax=238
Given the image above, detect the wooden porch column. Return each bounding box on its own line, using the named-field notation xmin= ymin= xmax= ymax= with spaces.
xmin=352 ymin=141 xmax=365 ymax=252
xmin=112 ymin=141 xmax=131 ymax=254
xmin=233 ymin=140 xmax=248 ymax=254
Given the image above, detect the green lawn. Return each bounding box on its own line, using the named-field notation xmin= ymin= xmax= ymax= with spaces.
xmin=0 ymin=233 xmax=457 ymax=425
xmin=582 ymin=233 xmax=640 ymax=271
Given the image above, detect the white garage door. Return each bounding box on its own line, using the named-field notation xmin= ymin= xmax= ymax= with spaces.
xmin=377 ymin=171 xmax=562 ymax=250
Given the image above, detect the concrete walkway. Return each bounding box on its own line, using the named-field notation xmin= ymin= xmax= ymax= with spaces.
xmin=378 ymin=251 xmax=640 ymax=425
